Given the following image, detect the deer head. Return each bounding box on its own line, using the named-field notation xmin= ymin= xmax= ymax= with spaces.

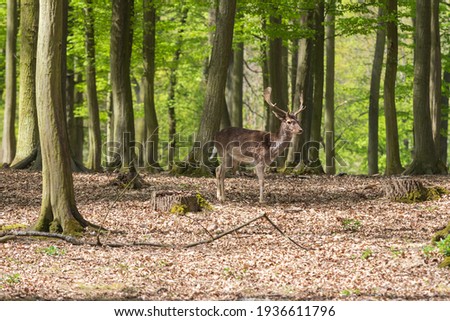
xmin=263 ymin=87 xmax=305 ymax=135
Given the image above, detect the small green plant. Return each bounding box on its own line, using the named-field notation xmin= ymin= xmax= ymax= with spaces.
xmin=436 ymin=235 xmax=450 ymax=257
xmin=390 ymin=246 xmax=403 ymax=257
xmin=341 ymin=218 xmax=361 ymax=232
xmin=2 ymin=273 xmax=21 ymax=285
xmin=39 ymin=245 xmax=66 ymax=256
xmin=422 ymin=245 xmax=436 ymax=257
xmin=341 ymin=288 xmax=361 ymax=296
xmin=361 ymin=248 xmax=373 ymax=260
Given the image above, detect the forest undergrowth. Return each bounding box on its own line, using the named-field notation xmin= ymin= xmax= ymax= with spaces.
xmin=1 ymin=169 xmax=449 ymax=300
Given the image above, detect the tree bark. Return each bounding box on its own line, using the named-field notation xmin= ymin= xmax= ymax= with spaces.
xmin=368 ymin=6 xmax=386 ymax=175
xmin=34 ymin=0 xmax=90 ymax=234
xmin=430 ymin=0 xmax=441 ymax=157
xmin=383 ymin=0 xmax=403 ymax=175
xmin=11 ymin=0 xmax=39 ymax=168
xmin=110 ymin=0 xmax=138 ymax=179
xmin=184 ymin=0 xmax=236 ymax=174
xmin=143 ymin=0 xmax=161 ymax=172
xmin=441 ymin=70 xmax=450 ymax=164
xmin=2 ymin=0 xmax=18 ymax=165
xmin=307 ymin=1 xmax=325 ymax=173
xmin=228 ymin=42 xmax=244 ymax=128
xmin=325 ymin=0 xmax=336 ymax=175
xmin=404 ymin=0 xmax=446 ymax=174
xmin=84 ymin=0 xmax=102 ymax=171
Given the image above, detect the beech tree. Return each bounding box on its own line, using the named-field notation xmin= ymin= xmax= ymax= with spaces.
xmin=33 ymin=0 xmax=92 ymax=234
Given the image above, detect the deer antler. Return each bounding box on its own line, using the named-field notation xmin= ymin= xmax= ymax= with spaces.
xmin=263 ymin=87 xmax=287 ymax=116
xmin=293 ymin=93 xmax=306 ymax=117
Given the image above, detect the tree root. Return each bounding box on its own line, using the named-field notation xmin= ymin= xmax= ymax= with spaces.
xmin=0 ymin=213 xmax=311 ymax=250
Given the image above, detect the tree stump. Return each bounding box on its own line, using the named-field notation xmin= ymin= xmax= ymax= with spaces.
xmin=150 ymin=191 xmax=209 ymax=213
xmin=384 ymin=178 xmax=447 ymax=203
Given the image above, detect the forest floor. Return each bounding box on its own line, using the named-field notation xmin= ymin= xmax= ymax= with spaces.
xmin=1 ymin=169 xmax=450 ymax=301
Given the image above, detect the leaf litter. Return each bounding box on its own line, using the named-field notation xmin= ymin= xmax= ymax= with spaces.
xmin=0 ymin=169 xmax=449 ymax=300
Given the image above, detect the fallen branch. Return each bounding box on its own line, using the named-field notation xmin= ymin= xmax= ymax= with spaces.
xmin=0 ymin=213 xmax=311 ymax=251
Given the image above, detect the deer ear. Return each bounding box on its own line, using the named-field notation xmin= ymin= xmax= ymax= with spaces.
xmin=272 ymin=111 xmax=284 ymax=120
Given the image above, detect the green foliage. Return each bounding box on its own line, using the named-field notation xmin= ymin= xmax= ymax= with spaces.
xmin=341 ymin=218 xmax=361 ymax=232
xmin=170 ymin=203 xmax=188 ymax=215
xmin=361 ymin=248 xmax=373 ymax=260
xmin=1 ymin=273 xmax=21 ymax=285
xmin=38 ymin=245 xmax=66 ymax=256
xmin=436 ymin=235 xmax=450 ymax=257
xmin=196 ymin=193 xmax=212 ymax=210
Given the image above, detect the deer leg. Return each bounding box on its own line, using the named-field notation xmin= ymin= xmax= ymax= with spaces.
xmin=216 ymin=163 xmax=226 ymax=202
xmin=255 ymin=163 xmax=265 ymax=203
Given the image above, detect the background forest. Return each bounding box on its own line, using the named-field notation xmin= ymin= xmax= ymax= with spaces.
xmin=0 ymin=0 xmax=449 ymax=175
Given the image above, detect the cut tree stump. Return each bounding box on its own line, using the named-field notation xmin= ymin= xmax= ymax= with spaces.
xmin=150 ymin=191 xmax=205 ymax=213
xmin=384 ymin=178 xmax=448 ymax=203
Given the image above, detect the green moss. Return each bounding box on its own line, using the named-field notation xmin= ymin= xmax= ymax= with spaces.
xmin=196 ymin=193 xmax=212 ymax=210
xmin=395 ymin=186 xmax=449 ymax=203
xmin=1 ymin=223 xmax=27 ymax=231
xmin=438 ymin=257 xmax=450 ymax=268
xmin=170 ymin=204 xmax=188 ymax=215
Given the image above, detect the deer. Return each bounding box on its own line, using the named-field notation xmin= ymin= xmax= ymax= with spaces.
xmin=213 ymin=87 xmax=305 ymax=203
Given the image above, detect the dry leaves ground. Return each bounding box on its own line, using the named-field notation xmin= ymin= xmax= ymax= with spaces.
xmin=1 ymin=169 xmax=449 ymax=300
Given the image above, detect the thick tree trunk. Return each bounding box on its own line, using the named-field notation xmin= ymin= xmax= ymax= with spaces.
xmin=368 ymin=6 xmax=386 ymax=175
xmin=325 ymin=0 xmax=336 ymax=175
xmin=404 ymin=0 xmax=446 ymax=175
xmin=384 ymin=0 xmax=403 ymax=175
xmin=184 ymin=0 xmax=236 ymax=174
xmin=84 ymin=0 xmax=102 ymax=171
xmin=34 ymin=0 xmax=90 ymax=234
xmin=2 ymin=0 xmax=18 ymax=165
xmin=143 ymin=0 xmax=161 ymax=172
xmin=110 ymin=0 xmax=138 ymax=182
xmin=11 ymin=0 xmax=39 ymax=168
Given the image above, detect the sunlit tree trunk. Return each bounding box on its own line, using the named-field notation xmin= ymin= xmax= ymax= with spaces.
xmin=11 ymin=0 xmax=39 ymax=168
xmin=368 ymin=6 xmax=386 ymax=175
xmin=227 ymin=42 xmax=244 ymax=128
xmin=430 ymin=0 xmax=441 ymax=157
xmin=2 ymin=0 xmax=18 ymax=165
xmin=84 ymin=0 xmax=102 ymax=171
xmin=34 ymin=0 xmax=91 ymax=234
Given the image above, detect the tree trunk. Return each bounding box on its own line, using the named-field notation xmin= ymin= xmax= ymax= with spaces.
xmin=110 ymin=0 xmax=138 ymax=181
xmin=143 ymin=0 xmax=161 ymax=172
xmin=286 ymin=10 xmax=314 ymax=169
xmin=383 ymin=0 xmax=403 ymax=175
xmin=2 ymin=0 xmax=18 ymax=165
xmin=84 ymin=0 xmax=102 ymax=171
xmin=11 ymin=0 xmax=39 ymax=168
xmin=368 ymin=6 xmax=386 ymax=175
xmin=404 ymin=0 xmax=446 ymax=175
xmin=441 ymin=70 xmax=450 ymax=164
xmin=184 ymin=0 xmax=236 ymax=174
xmin=167 ymin=8 xmax=188 ymax=170
xmin=228 ymin=42 xmax=244 ymax=128
xmin=325 ymin=0 xmax=336 ymax=175
xmin=430 ymin=0 xmax=441 ymax=157
xmin=34 ymin=0 xmax=91 ymax=234
xmin=307 ymin=1 xmax=325 ymax=173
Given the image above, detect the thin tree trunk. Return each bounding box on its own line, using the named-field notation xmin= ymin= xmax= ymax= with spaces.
xmin=441 ymin=70 xmax=450 ymax=164
xmin=229 ymin=42 xmax=244 ymax=128
xmin=368 ymin=6 xmax=386 ymax=175
xmin=325 ymin=0 xmax=335 ymax=175
xmin=11 ymin=0 xmax=39 ymax=168
xmin=384 ymin=0 xmax=403 ymax=175
xmin=143 ymin=0 xmax=161 ymax=172
xmin=308 ymin=1 xmax=325 ymax=173
xmin=84 ymin=0 xmax=102 ymax=171
xmin=2 ymin=0 xmax=18 ymax=165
